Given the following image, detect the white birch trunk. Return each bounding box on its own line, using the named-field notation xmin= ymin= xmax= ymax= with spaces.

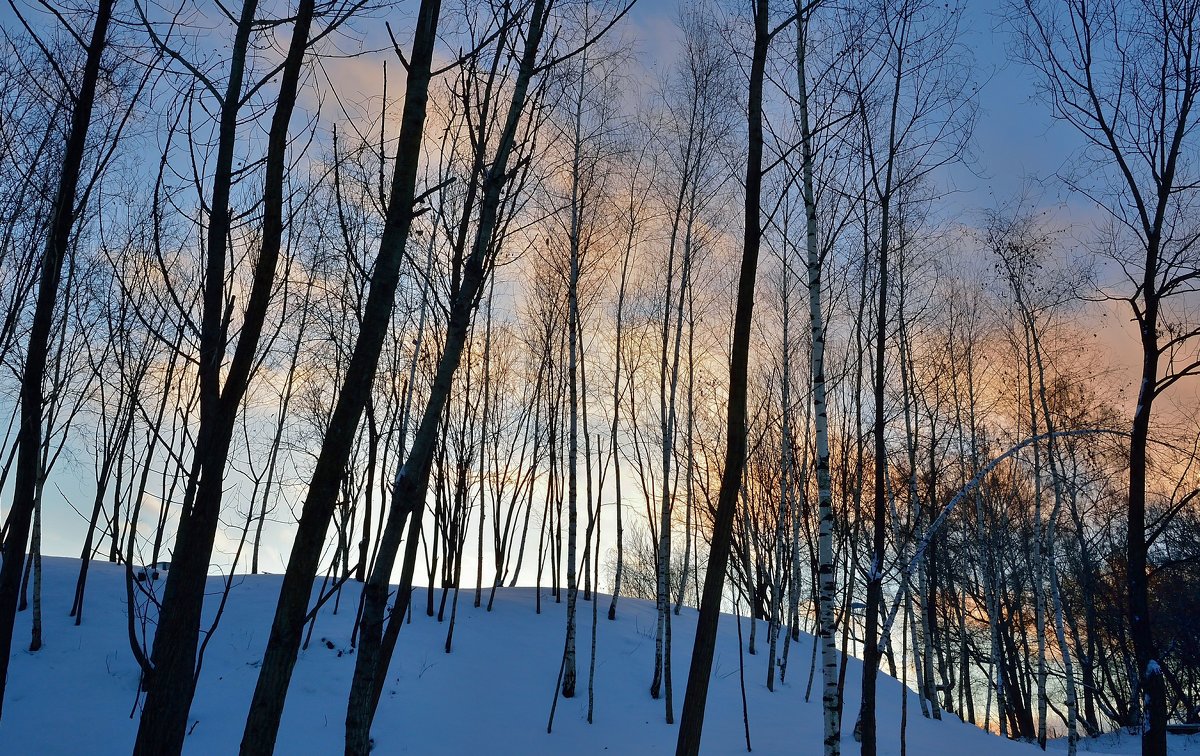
xmin=798 ymin=10 xmax=840 ymax=750
xmin=562 ymin=45 xmax=588 ymax=699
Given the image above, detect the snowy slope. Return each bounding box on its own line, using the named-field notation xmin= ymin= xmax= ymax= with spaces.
xmin=0 ymin=558 xmax=1190 ymax=755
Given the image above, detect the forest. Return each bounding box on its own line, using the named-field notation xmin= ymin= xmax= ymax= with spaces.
xmin=0 ymin=0 xmax=1197 ymax=755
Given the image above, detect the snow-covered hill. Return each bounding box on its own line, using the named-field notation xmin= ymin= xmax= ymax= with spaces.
xmin=0 ymin=557 xmax=1191 ymax=754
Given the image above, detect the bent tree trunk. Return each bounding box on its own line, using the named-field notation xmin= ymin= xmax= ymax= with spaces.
xmin=0 ymin=0 xmax=115 ymax=720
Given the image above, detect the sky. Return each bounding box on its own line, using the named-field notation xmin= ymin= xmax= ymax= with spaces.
xmin=292 ymin=0 xmax=1188 ymax=583
xmin=0 ymin=0 xmax=1093 ymax=201
xmin=2 ymin=0 xmax=1194 ymax=569
xmin=623 ymin=0 xmax=1086 ymax=206
xmin=311 ymin=0 xmax=1085 ymax=208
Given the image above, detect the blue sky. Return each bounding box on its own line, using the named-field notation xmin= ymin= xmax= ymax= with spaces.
xmin=0 ymin=0 xmax=1082 ymax=209
xmin=3 ymin=0 xmax=1181 ymax=570
xmin=615 ymin=0 xmax=1086 ymax=209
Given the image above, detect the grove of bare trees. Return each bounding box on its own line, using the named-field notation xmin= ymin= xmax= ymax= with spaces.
xmin=0 ymin=1 xmax=1196 ymax=756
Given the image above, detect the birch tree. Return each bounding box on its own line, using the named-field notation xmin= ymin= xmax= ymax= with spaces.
xmin=796 ymin=2 xmax=841 ymax=751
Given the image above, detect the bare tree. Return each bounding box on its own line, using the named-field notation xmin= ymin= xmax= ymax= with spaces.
xmin=1018 ymin=2 xmax=1200 ymax=752
xmin=343 ymin=0 xmax=563 ymax=748
xmin=794 ymin=2 xmax=841 ymax=751
xmin=133 ymin=1 xmax=340 ymax=751
xmin=676 ymin=0 xmax=779 ymax=751
xmin=0 ymin=0 xmax=116 ymax=719
xmin=849 ymin=2 xmax=975 ymax=750
xmin=238 ymin=0 xmax=444 ymax=750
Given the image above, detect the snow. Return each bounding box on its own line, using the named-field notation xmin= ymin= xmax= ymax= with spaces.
xmin=1048 ymin=730 xmax=1200 ymax=754
xmin=0 ymin=557 xmax=1190 ymax=755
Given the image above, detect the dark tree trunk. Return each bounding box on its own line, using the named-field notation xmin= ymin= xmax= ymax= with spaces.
xmin=237 ymin=0 xmax=441 ymax=752
xmin=0 ymin=0 xmax=116 ymax=719
xmin=1130 ymin=292 xmax=1165 ymax=756
xmin=858 ymin=20 xmax=906 ymax=750
xmin=134 ymin=2 xmax=315 ymax=752
xmin=674 ymin=0 xmax=767 ymax=751
xmin=344 ymin=3 xmax=550 ymax=751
